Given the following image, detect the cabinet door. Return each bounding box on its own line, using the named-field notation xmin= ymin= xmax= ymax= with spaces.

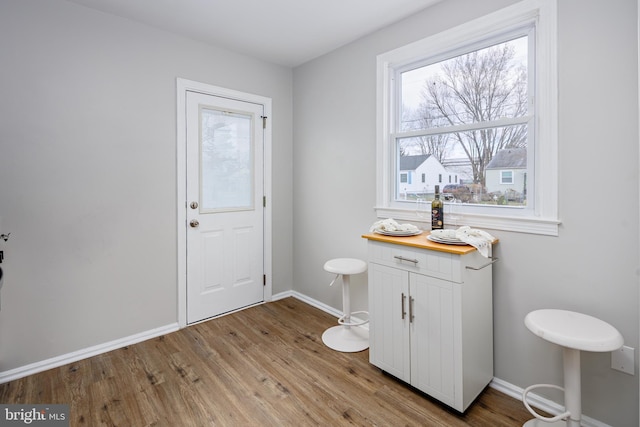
xmin=368 ymin=263 xmax=410 ymax=383
xmin=410 ymin=272 xmax=456 ymax=406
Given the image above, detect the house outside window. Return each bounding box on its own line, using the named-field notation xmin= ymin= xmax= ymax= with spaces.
xmin=398 ymin=154 xmax=446 ymax=198
xmin=375 ymin=0 xmax=558 ymax=235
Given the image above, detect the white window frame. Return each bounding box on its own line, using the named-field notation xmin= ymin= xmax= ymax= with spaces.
xmin=375 ymin=0 xmax=559 ymax=236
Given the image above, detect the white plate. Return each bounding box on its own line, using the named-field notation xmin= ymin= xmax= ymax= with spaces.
xmin=429 ymin=231 xmax=463 ymax=241
xmin=427 ymin=235 xmax=468 ymax=245
xmin=428 ymin=237 xmax=468 ymax=245
xmin=428 ymin=233 xmax=463 ymax=242
xmin=430 ymin=230 xmax=458 ymax=238
xmin=374 ymin=229 xmax=422 ymax=237
xmin=428 ymin=234 xmax=463 ymax=241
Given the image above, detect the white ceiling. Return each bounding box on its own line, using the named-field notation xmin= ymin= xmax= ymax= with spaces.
xmin=66 ymin=0 xmax=442 ymax=67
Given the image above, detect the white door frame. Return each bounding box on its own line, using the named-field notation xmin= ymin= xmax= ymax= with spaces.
xmin=176 ymin=78 xmax=272 ymax=328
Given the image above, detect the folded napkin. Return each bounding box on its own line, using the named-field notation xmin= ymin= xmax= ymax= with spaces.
xmin=370 ymin=218 xmax=419 ymax=233
xmin=431 ymin=226 xmax=496 ymax=257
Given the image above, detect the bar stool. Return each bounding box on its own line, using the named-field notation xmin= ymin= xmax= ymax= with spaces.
xmin=321 ymin=258 xmax=369 ymax=352
xmin=522 ymin=309 xmax=624 ymax=427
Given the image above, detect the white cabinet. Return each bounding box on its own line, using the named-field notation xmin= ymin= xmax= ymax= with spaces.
xmin=366 ymin=236 xmax=494 ymax=412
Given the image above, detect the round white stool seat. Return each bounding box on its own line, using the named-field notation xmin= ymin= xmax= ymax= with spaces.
xmin=522 ymin=309 xmax=623 ymax=427
xmin=525 ymin=309 xmax=623 ymax=352
xmin=324 ymin=258 xmax=367 ymax=276
xmin=322 ymin=258 xmax=369 ymax=353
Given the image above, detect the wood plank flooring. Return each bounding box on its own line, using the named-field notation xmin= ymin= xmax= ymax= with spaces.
xmin=0 ymin=297 xmax=534 ymax=426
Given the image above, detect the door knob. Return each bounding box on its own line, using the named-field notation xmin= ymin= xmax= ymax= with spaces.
xmin=190 ymin=201 xmax=198 ymax=209
xmin=190 ymin=219 xmax=199 ymax=228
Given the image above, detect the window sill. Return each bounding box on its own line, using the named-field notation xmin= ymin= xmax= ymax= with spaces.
xmin=374 ymin=206 xmax=560 ymax=236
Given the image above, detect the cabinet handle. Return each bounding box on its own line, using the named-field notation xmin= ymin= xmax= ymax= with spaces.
xmin=409 ymin=296 xmax=415 ymax=323
xmin=393 ymin=255 xmax=419 ymax=264
xmin=401 ymin=293 xmax=406 ymax=319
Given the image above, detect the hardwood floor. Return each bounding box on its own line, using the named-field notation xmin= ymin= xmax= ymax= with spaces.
xmin=0 ymin=297 xmax=533 ymax=426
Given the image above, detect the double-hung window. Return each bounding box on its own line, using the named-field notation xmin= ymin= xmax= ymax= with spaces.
xmin=376 ymin=0 xmax=558 ymax=235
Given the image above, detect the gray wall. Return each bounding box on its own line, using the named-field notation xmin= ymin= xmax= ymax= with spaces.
xmin=292 ymin=0 xmax=639 ymax=426
xmin=0 ymin=0 xmax=293 ymax=369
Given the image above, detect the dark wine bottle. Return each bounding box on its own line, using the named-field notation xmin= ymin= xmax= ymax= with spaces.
xmin=431 ymin=185 xmax=444 ymax=230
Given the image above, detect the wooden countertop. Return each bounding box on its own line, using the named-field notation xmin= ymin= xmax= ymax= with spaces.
xmin=362 ymin=231 xmax=496 ymax=255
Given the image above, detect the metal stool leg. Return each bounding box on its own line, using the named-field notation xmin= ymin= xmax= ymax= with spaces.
xmin=342 ymin=274 xmax=351 ymax=329
xmin=564 ymin=347 xmax=581 ymax=427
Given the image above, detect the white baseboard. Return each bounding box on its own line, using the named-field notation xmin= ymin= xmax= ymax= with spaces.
xmin=0 ymin=323 xmax=179 ymax=384
xmin=272 ymin=290 xmax=341 ymax=316
xmin=271 ymin=290 xmax=368 ymax=329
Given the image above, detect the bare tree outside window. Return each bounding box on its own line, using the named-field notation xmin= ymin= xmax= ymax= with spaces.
xmin=398 ymin=36 xmax=530 ymax=205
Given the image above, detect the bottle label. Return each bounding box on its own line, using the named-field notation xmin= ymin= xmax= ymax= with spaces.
xmin=432 ymin=208 xmax=443 ymax=230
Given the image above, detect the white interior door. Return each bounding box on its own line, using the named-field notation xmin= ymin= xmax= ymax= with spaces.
xmin=186 ymin=91 xmax=265 ymax=324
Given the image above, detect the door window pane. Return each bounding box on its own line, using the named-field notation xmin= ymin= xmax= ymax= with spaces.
xmin=200 ymin=107 xmax=254 ymax=211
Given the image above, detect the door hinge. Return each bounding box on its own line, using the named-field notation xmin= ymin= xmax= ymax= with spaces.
xmin=263 ymin=275 xmax=266 ymax=286
xmin=261 ymin=116 xmax=267 ymax=129
xmin=263 ymin=196 xmax=266 ymax=207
